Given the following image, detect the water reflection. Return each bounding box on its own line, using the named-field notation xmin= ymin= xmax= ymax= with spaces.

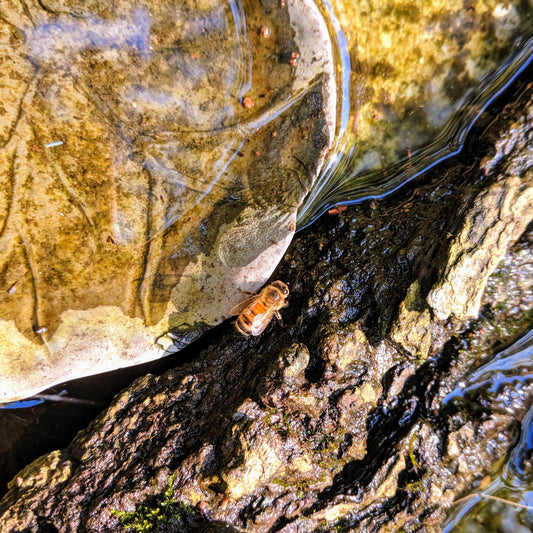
xmin=297 ymin=0 xmax=533 ymax=228
xmin=443 ymin=330 xmax=533 ymax=531
xmin=299 ymin=37 xmax=533 ymax=228
xmin=28 ymin=9 xmax=152 ymax=60
xmin=0 ymin=390 xmax=99 ymax=409
xmin=443 ymin=329 xmax=533 ymax=408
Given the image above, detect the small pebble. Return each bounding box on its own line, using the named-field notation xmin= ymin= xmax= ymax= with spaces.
xmin=243 ymin=97 xmax=255 ymax=108
xmin=259 ymin=26 xmax=271 ymax=38
xmin=289 ymin=52 xmax=299 ymax=67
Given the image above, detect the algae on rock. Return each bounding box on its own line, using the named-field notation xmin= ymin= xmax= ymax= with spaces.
xmin=1 ymin=61 xmax=532 ymax=533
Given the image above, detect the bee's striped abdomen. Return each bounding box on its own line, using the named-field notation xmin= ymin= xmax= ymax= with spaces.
xmin=235 ymin=300 xmax=268 ymax=336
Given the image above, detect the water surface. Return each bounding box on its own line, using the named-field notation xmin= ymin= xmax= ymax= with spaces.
xmin=297 ymin=0 xmax=533 ymax=226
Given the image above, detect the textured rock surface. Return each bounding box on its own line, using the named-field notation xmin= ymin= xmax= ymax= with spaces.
xmin=0 ymin=0 xmax=334 ymax=402
xmin=428 ymin=177 xmax=533 ymax=320
xmin=0 ymin=51 xmax=532 ymax=533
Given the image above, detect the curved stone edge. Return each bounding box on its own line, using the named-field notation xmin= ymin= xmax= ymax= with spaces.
xmin=0 ymin=0 xmax=337 ymax=404
xmin=289 ymin=0 xmax=336 ymax=145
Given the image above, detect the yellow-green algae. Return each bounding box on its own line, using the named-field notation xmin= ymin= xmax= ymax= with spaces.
xmin=297 ymin=0 xmax=533 ymax=225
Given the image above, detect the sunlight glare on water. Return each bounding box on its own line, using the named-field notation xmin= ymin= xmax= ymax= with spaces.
xmin=443 ymin=331 xmax=533 ymax=532
xmin=297 ymin=0 xmax=533 ymax=228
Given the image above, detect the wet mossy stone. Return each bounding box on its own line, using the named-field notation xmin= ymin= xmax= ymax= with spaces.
xmin=0 ymin=0 xmax=335 ymax=402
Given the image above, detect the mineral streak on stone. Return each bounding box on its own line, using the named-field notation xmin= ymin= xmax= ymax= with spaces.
xmin=0 ymin=65 xmax=531 ymax=533
xmin=0 ymin=0 xmax=335 ymax=402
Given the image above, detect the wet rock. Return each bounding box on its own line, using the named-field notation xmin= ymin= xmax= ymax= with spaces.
xmin=0 ymin=0 xmax=335 ymax=402
xmin=428 ymin=178 xmax=533 ymax=321
xmin=0 ymin=52 xmax=532 ymax=533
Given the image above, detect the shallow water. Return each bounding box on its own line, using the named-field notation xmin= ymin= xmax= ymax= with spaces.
xmin=443 ymin=330 xmax=533 ymax=532
xmin=297 ymin=0 xmax=533 ymax=227
xmin=0 ymin=0 xmax=532 ymax=514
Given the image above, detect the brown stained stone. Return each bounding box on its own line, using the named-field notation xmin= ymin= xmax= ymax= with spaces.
xmin=0 ymin=0 xmax=335 ymax=401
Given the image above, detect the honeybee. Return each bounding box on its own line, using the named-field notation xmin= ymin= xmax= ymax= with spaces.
xmin=230 ymin=281 xmax=289 ymax=336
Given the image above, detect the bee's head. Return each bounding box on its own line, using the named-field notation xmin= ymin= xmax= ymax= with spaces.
xmin=272 ymin=280 xmax=289 ymax=296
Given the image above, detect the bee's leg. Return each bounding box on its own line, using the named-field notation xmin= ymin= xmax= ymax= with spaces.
xmin=274 ymin=311 xmax=285 ymax=327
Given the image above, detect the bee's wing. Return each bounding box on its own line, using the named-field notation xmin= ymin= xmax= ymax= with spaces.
xmin=250 ymin=310 xmax=275 ymax=336
xmin=230 ymin=294 xmax=260 ymax=316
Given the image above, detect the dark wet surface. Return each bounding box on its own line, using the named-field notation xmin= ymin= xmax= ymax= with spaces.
xmin=1 ymin=67 xmax=532 ymax=507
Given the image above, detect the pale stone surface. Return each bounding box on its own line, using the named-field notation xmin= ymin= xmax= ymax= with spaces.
xmin=427 ymin=175 xmax=533 ymax=320
xmin=390 ymin=281 xmax=432 ymax=359
xmin=0 ymin=0 xmax=335 ymax=402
